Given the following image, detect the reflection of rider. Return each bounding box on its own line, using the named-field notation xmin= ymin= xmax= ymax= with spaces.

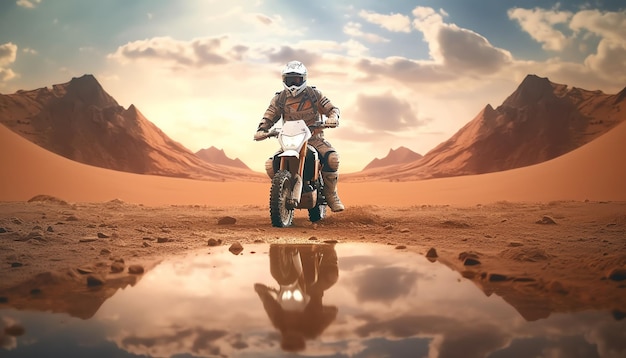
xmin=254 ymin=244 xmax=339 ymax=352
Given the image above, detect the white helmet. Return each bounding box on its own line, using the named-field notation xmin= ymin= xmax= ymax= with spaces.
xmin=282 ymin=61 xmax=307 ymax=97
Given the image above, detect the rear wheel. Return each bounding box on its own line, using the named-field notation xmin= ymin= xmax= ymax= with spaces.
xmin=308 ymin=179 xmax=326 ymax=222
xmin=308 ymin=204 xmax=326 ymax=222
xmin=270 ymin=170 xmax=294 ymax=227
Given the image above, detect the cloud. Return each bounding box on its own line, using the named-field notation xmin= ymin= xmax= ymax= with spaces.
xmin=438 ymin=25 xmax=513 ymax=73
xmin=507 ymin=7 xmax=626 ymax=84
xmin=16 ymin=0 xmax=41 ymax=9
xmin=570 ymin=9 xmax=626 ymax=82
xmin=359 ymin=10 xmax=411 ymax=33
xmin=351 ymin=91 xmax=427 ymax=133
xmin=0 ymin=42 xmax=18 ymax=81
xmin=343 ymin=22 xmax=390 ymax=43
xmin=507 ymin=7 xmax=573 ymax=51
xmin=412 ymin=6 xmax=512 ymax=73
xmin=108 ymin=36 xmax=249 ymax=68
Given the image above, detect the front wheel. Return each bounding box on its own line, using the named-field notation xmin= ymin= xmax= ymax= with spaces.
xmin=270 ymin=170 xmax=294 ymax=227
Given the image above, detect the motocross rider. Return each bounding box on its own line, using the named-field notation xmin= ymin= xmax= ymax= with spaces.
xmin=254 ymin=60 xmax=344 ymax=212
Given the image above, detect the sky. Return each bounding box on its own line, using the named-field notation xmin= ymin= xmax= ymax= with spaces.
xmin=1 ymin=0 xmax=625 ymax=173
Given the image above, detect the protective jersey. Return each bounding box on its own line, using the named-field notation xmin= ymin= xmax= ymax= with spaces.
xmin=257 ymin=87 xmax=340 ymax=132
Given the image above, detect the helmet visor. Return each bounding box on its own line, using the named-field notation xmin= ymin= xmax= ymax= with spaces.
xmin=283 ymin=75 xmax=304 ymax=87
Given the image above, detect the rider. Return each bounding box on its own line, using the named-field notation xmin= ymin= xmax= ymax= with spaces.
xmin=254 ymin=60 xmax=344 ymax=212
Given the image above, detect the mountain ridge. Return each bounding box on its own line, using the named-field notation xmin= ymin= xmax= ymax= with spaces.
xmin=0 ymin=74 xmax=263 ymax=181
xmin=346 ymin=74 xmax=626 ymax=181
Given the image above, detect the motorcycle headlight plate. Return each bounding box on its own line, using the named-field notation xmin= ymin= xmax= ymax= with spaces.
xmin=279 ymin=132 xmax=306 ymax=151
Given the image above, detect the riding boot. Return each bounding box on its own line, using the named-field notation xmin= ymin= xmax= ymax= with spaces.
xmin=322 ymin=172 xmax=345 ymax=212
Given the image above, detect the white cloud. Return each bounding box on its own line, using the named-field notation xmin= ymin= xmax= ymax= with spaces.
xmin=507 ymin=7 xmax=573 ymax=51
xmin=108 ymin=36 xmax=248 ymax=68
xmin=0 ymin=42 xmax=18 ymax=81
xmin=358 ymin=10 xmax=411 ymax=33
xmin=412 ymin=6 xmax=512 ymax=73
xmin=508 ymin=7 xmax=626 ymax=84
xmin=343 ymin=22 xmax=389 ymax=43
xmin=16 ymin=0 xmax=41 ymax=9
xmin=22 ymin=47 xmax=38 ymax=55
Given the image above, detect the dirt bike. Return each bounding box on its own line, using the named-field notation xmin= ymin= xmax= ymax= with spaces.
xmin=256 ymin=120 xmax=327 ymax=227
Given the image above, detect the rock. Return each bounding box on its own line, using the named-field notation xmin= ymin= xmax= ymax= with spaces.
xmin=607 ymin=267 xmax=626 ymax=281
xmin=17 ymin=231 xmax=45 ymax=242
xmin=65 ymin=215 xmax=79 ymax=222
xmin=508 ymin=241 xmax=524 ymax=247
xmin=27 ymin=195 xmax=68 ymax=205
xmin=76 ymin=267 xmax=94 ymax=274
xmin=384 ymin=224 xmax=393 ymax=231
xmin=323 ymin=240 xmax=338 ymax=244
xmin=97 ymin=232 xmax=110 ymax=238
xmin=488 ymin=273 xmax=508 ymax=282
xmin=110 ymin=262 xmax=125 ymax=273
xmin=0 ymin=227 xmax=6 ymax=233
xmin=157 ymin=237 xmax=170 ymax=243
xmin=86 ymin=275 xmax=104 ymax=286
xmin=46 ymin=226 xmax=54 ymax=232
xmin=440 ymin=220 xmax=470 ymax=228
xmin=11 ymin=218 xmax=23 ymax=225
xmin=30 ymin=288 xmax=42 ymax=295
xmin=11 ymin=262 xmax=23 ymax=268
xmin=100 ymin=248 xmax=111 ymax=255
xmin=218 ymin=216 xmax=237 ymax=225
xmin=229 ymin=242 xmax=244 ymax=255
xmin=536 ymin=216 xmax=557 ymax=225
xmin=142 ymin=242 xmax=151 ymax=248
xmin=79 ymin=238 xmax=97 ymax=243
xmin=463 ymin=258 xmax=481 ymax=266
xmin=207 ymin=238 xmax=223 ymax=247
xmin=400 ymin=228 xmax=410 ymax=233
xmin=308 ymin=236 xmax=318 ymax=241
xmin=128 ymin=265 xmax=144 ymax=274
xmin=395 ymin=245 xmax=407 ymax=250
xmin=459 ymin=252 xmax=482 ymax=266
xmin=548 ymin=280 xmax=568 ymax=294
xmin=426 ymin=248 xmax=438 ymax=258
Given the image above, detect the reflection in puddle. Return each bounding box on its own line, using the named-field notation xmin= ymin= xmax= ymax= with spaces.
xmin=1 ymin=243 xmax=624 ymax=357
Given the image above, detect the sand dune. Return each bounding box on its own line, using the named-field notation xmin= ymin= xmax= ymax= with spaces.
xmin=1 ymin=121 xmax=625 ymax=206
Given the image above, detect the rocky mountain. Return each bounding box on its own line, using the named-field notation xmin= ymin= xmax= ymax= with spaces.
xmin=0 ymin=75 xmax=263 ymax=181
xmin=195 ymin=146 xmax=250 ymax=170
xmin=362 ymin=147 xmax=422 ymax=171
xmin=348 ymin=75 xmax=626 ymax=181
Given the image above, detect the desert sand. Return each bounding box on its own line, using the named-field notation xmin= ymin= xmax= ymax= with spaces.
xmin=1 ymin=121 xmax=625 ymax=353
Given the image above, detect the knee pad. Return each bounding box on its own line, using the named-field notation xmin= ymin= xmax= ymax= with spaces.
xmin=265 ymin=158 xmax=275 ymax=178
xmin=323 ymin=151 xmax=339 ymax=172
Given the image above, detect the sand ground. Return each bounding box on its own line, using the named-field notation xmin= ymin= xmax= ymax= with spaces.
xmin=1 ymin=198 xmax=624 ymax=320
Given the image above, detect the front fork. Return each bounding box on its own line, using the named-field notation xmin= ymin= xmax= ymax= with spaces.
xmin=281 ymin=143 xmax=308 ymax=209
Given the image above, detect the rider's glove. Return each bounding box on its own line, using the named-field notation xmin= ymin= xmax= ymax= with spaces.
xmin=254 ymin=130 xmax=268 ymax=141
xmin=325 ymin=114 xmax=339 ymax=128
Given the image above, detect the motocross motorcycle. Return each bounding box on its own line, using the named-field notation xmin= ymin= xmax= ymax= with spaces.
xmin=256 ymin=120 xmax=327 ymax=227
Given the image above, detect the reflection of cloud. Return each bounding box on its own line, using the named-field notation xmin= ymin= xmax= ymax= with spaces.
xmin=351 ymin=266 xmax=420 ymax=303
xmin=0 ymin=316 xmax=20 ymax=350
xmin=355 ymin=314 xmax=510 ymax=358
xmin=118 ymin=326 xmax=242 ymax=357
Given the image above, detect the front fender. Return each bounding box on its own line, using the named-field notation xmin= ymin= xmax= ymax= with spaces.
xmin=278 ymin=150 xmax=300 ymax=158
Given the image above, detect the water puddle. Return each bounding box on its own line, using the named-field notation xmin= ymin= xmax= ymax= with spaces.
xmin=1 ymin=243 xmax=624 ymax=357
